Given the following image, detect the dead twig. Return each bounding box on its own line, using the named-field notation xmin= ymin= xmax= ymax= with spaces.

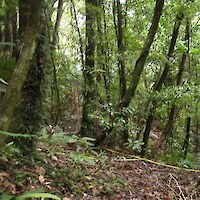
xmin=169 ymin=173 xmax=187 ymax=200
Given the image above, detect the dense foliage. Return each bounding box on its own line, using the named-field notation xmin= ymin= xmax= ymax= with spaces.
xmin=0 ymin=0 xmax=199 ymax=198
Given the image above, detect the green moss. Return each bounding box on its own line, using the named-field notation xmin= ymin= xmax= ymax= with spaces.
xmin=0 ymin=58 xmax=16 ymax=81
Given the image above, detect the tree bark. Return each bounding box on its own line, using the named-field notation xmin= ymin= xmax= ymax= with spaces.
xmin=71 ymin=0 xmax=84 ymax=68
xmin=141 ymin=11 xmax=183 ymax=156
xmin=95 ymin=0 xmax=164 ymax=146
xmin=183 ymin=117 xmax=191 ymax=158
xmin=81 ymin=0 xmax=98 ymax=137
xmin=102 ymin=1 xmax=111 ymax=106
xmin=154 ymin=18 xmax=190 ymax=152
xmin=51 ymin=0 xmax=64 ymax=125
xmin=4 ymin=0 xmax=16 ymax=57
xmin=118 ymin=0 xmax=164 ymax=109
xmin=116 ymin=0 xmax=126 ymax=100
xmin=0 ymin=0 xmax=43 ymax=146
xmin=9 ymin=33 xmax=46 ymax=154
xmin=96 ymin=0 xmax=111 ymax=112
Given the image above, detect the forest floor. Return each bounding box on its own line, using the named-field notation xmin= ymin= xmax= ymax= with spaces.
xmin=0 ymin=139 xmax=199 ymax=200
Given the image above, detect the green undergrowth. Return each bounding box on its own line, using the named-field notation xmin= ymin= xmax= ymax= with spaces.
xmin=0 ymin=129 xmax=126 ymax=199
xmin=39 ymin=129 xmax=126 ymax=195
xmin=161 ymin=150 xmax=197 ymax=169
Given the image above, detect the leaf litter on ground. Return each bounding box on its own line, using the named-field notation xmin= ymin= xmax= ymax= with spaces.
xmin=0 ymin=141 xmax=199 ymax=200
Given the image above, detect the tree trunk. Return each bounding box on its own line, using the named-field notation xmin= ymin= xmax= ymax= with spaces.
xmin=71 ymin=0 xmax=84 ymax=68
xmin=4 ymin=0 xmax=16 ymax=57
xmin=81 ymin=0 xmax=98 ymax=137
xmin=102 ymin=0 xmax=111 ymax=105
xmin=140 ymin=11 xmax=183 ymax=156
xmin=194 ymin=117 xmax=199 ymax=167
xmin=9 ymin=33 xmax=46 ymax=155
xmin=154 ymin=18 xmax=190 ymax=152
xmin=183 ymin=117 xmax=191 ymax=158
xmin=116 ymin=0 xmax=126 ymax=100
xmin=95 ymin=0 xmax=112 ymax=121
xmin=51 ymin=0 xmax=64 ymax=125
xmin=0 ymin=0 xmax=43 ymax=146
xmin=95 ymin=0 xmax=164 ymax=146
xmin=118 ymin=0 xmax=164 ymax=109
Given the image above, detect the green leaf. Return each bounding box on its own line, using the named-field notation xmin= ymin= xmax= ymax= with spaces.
xmin=0 ymin=193 xmax=14 ymax=200
xmin=81 ymin=137 xmax=95 ymax=141
xmin=16 ymin=192 xmax=61 ymax=200
xmin=66 ymin=135 xmax=79 ymax=143
xmin=5 ymin=142 xmax=14 ymax=147
xmin=81 ymin=154 xmax=96 ymax=164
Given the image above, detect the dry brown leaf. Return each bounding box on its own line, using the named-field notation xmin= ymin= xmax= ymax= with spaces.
xmin=0 ymin=171 xmax=10 ymax=178
xmin=3 ymin=180 xmax=16 ymax=194
xmin=38 ymin=175 xmax=45 ymax=183
xmin=36 ymin=166 xmax=45 ymax=175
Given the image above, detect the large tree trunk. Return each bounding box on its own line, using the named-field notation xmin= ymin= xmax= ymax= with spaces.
xmin=9 ymin=33 xmax=46 ymax=155
xmin=0 ymin=0 xmax=43 ymax=146
xmin=9 ymin=0 xmax=62 ymax=155
xmin=95 ymin=0 xmax=112 ymax=126
xmin=81 ymin=0 xmax=98 ymax=137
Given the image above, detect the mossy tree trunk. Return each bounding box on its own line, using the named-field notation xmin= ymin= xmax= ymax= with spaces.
xmin=81 ymin=0 xmax=98 ymax=137
xmin=0 ymin=0 xmax=43 ymax=146
xmin=9 ymin=33 xmax=46 ymax=155
xmin=9 ymin=0 xmax=63 ymax=155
